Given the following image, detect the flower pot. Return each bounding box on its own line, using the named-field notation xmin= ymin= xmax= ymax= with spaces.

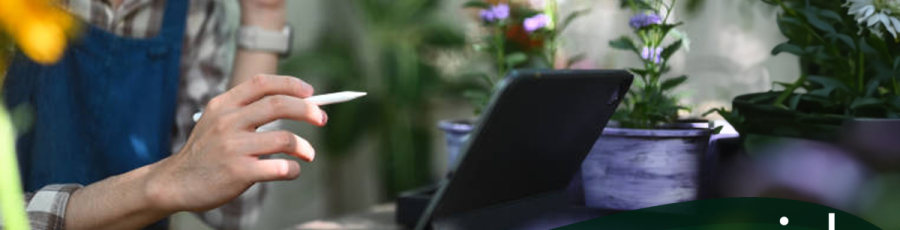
xmin=581 ymin=125 xmax=712 ymax=210
xmin=731 ymin=92 xmax=845 ymax=142
xmin=839 ymin=119 xmax=900 ymax=171
xmin=438 ymin=118 xmax=476 ymax=168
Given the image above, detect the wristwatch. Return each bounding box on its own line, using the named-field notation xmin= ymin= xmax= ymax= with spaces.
xmin=237 ymin=24 xmax=293 ymax=58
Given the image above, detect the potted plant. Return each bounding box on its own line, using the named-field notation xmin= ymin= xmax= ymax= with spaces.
xmin=697 ymin=1 xmax=900 ymax=225
xmin=707 ymin=0 xmax=900 ymax=145
xmin=579 ymin=0 xmax=713 ymax=211
xmin=440 ymin=0 xmax=588 ymax=165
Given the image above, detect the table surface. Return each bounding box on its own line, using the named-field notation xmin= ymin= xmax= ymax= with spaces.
xmin=289 ymin=191 xmax=614 ymax=230
xmin=292 ymin=204 xmax=404 ymax=230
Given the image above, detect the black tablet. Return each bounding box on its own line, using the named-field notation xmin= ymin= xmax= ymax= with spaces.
xmin=416 ymin=69 xmax=633 ymax=229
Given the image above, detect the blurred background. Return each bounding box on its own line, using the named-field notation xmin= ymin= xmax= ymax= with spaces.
xmin=169 ymin=0 xmax=801 ymax=229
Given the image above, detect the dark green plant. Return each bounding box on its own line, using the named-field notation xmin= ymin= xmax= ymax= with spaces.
xmin=707 ymin=0 xmax=900 ymax=136
xmin=280 ymin=0 xmax=466 ymax=198
xmin=610 ymin=0 xmax=691 ymax=129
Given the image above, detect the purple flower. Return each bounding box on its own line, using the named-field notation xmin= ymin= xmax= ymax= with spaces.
xmin=629 ymin=12 xmax=662 ymax=29
xmin=492 ymin=4 xmax=510 ymax=20
xmin=523 ymin=14 xmax=550 ymax=33
xmin=480 ymin=10 xmax=496 ymax=22
xmin=641 ymin=46 xmax=663 ymax=64
xmin=480 ymin=3 xmax=510 ymax=22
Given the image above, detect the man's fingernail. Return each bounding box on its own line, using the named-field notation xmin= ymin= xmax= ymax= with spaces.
xmin=321 ymin=112 xmax=328 ymax=125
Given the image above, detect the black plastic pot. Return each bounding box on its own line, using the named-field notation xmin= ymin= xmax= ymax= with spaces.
xmin=731 ymin=92 xmax=845 ymax=142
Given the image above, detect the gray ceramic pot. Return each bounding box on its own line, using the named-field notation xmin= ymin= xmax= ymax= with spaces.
xmin=439 ymin=119 xmax=476 ymax=167
xmin=581 ymin=125 xmax=712 ymax=210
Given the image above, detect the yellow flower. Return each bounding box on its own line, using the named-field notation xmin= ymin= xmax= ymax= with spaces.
xmin=0 ymin=0 xmax=77 ymax=65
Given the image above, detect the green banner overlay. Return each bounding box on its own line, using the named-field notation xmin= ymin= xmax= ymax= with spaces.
xmin=556 ymin=198 xmax=879 ymax=230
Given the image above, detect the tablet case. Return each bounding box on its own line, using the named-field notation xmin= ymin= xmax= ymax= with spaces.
xmin=410 ymin=70 xmax=633 ymax=230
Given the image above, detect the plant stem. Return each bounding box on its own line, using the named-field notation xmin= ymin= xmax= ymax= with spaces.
xmin=773 ymin=73 xmax=808 ymax=108
xmin=889 ymin=56 xmax=899 ymax=95
xmin=493 ymin=26 xmax=505 ymax=87
xmin=858 ymin=49 xmax=865 ymax=93
xmin=662 ymin=0 xmax=677 ymax=26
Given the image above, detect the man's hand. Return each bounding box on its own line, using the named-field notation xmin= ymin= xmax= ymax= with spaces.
xmin=148 ymin=74 xmax=325 ymax=212
xmin=64 ymin=75 xmax=326 ymax=230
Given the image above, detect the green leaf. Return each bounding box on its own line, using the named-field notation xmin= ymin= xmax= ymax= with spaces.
xmin=818 ymin=10 xmax=845 ymax=24
xmin=629 ymin=68 xmax=649 ymax=77
xmin=661 ymin=39 xmax=683 ymax=60
xmin=421 ymin=24 xmax=466 ymax=48
xmin=888 ymin=95 xmax=900 ymax=110
xmin=807 ymin=75 xmax=852 ymax=97
xmin=865 ymin=79 xmax=881 ymax=97
xmin=830 ymin=33 xmax=856 ymax=50
xmin=505 ymin=52 xmax=528 ymax=67
xmin=866 ymin=35 xmax=891 ymax=57
xmin=620 ymin=0 xmax=655 ymax=10
xmin=685 ymin=0 xmax=705 ymax=15
xmin=464 ymin=89 xmax=491 ymax=114
xmin=879 ymin=86 xmax=891 ymax=95
xmin=558 ymin=9 xmax=591 ymax=33
xmin=802 ymin=8 xmax=836 ymax=34
xmin=658 ymin=22 xmax=685 ymax=37
xmin=661 ymin=75 xmax=688 ymax=91
xmin=711 ymin=125 xmax=724 ymax=134
xmin=609 ymin=36 xmax=638 ymax=52
xmin=851 ymin=97 xmax=883 ymax=109
xmin=777 ymin=16 xmax=806 ymax=39
xmin=773 ymin=81 xmax=795 ymax=90
xmin=701 ymin=108 xmax=720 ymax=117
xmin=804 ymin=45 xmax=821 ymax=54
xmin=462 ymin=1 xmax=490 ymax=9
xmin=788 ymin=94 xmax=802 ymax=110
xmin=458 ymin=72 xmax=495 ymax=86
xmin=566 ymin=53 xmax=587 ymax=68
xmin=894 ymin=56 xmax=900 ymax=70
xmin=859 ymin=38 xmax=878 ymax=54
xmin=771 ymin=43 xmax=804 ymax=56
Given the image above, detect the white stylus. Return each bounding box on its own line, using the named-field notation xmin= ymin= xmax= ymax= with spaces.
xmin=192 ymin=91 xmax=367 ymax=122
xmin=305 ymin=91 xmax=368 ymax=106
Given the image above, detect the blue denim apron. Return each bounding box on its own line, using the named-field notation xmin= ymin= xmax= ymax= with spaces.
xmin=3 ymin=0 xmax=186 ymax=201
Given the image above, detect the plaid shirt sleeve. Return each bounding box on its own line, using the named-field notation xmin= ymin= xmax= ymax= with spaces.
xmin=1 ymin=184 xmax=83 ymax=230
xmin=3 ymin=183 xmax=263 ymax=230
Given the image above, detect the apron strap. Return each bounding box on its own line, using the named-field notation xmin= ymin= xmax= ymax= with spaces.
xmin=158 ymin=0 xmax=189 ymax=43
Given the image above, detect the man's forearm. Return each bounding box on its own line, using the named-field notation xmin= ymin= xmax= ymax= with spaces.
xmin=231 ymin=50 xmax=280 ymax=88
xmin=229 ymin=5 xmax=285 ymax=88
xmin=64 ymin=164 xmax=171 ymax=230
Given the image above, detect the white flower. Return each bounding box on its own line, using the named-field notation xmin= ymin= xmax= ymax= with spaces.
xmin=845 ymin=0 xmax=900 ymax=39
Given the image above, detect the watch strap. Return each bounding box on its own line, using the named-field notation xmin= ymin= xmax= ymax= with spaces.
xmin=237 ymin=25 xmax=292 ymax=56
